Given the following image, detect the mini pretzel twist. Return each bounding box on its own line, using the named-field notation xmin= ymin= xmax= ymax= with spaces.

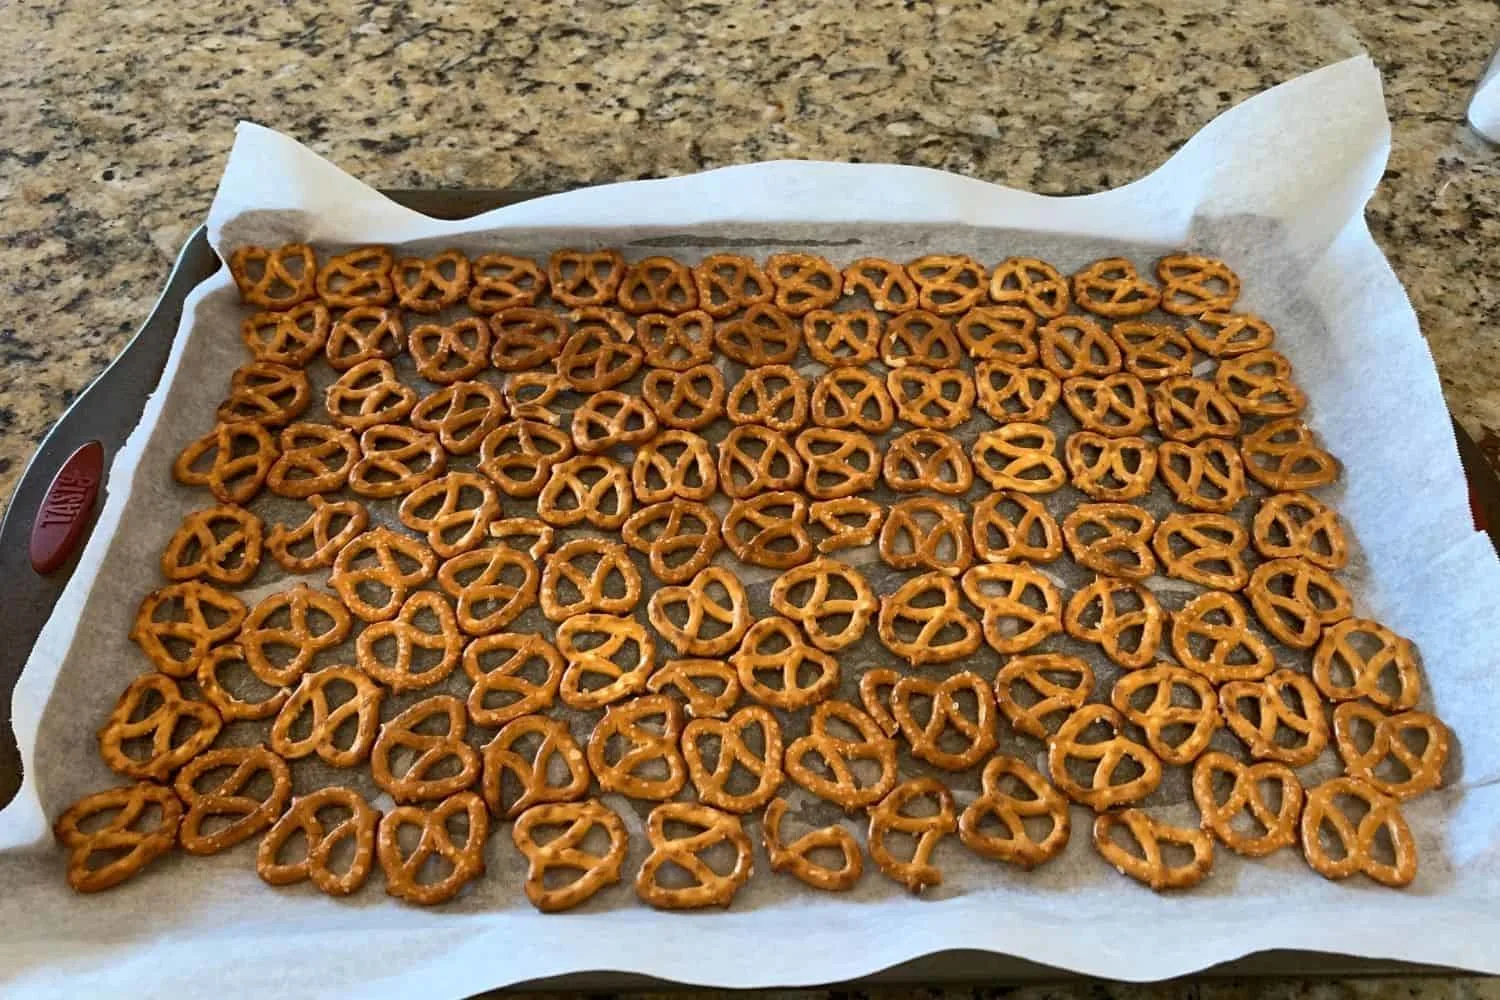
xmin=622 ymin=498 xmax=724 ymax=582
xmin=586 ymin=694 xmax=686 ymax=801
xmin=329 ymin=526 xmax=438 ymax=622
xmin=876 ymin=571 xmax=981 ymax=666
xmin=632 ymin=429 xmax=717 ymax=504
xmin=1300 ymin=777 xmax=1416 ymax=887
xmin=324 ymin=359 xmax=417 ymax=431
xmin=217 ymin=360 xmax=310 ymax=427
xmin=887 ymin=366 xmax=975 ymax=430
xmin=732 ymin=616 xmax=840 ymax=710
xmin=462 ymin=633 xmax=563 ymax=727
xmin=785 ymin=700 xmax=898 ymax=811
xmin=1038 ymin=315 xmax=1123 ymax=377
xmin=1158 ymin=438 xmax=1247 ymax=514
xmin=683 ymin=705 xmax=785 ymax=813
xmin=1063 ymin=574 xmax=1163 ymax=669
xmin=971 ymin=490 xmax=1063 ymax=563
xmin=240 ymin=583 xmax=353 ymax=685
xmin=537 ymin=454 xmax=634 ymax=531
xmin=647 ymin=657 xmax=742 ymax=719
xmin=315 ymin=246 xmax=394 ymax=308
xmin=1312 ymin=618 xmax=1421 ymax=710
xmin=467 ymin=253 xmax=546 ymax=313
xmin=540 ymin=537 xmax=641 ymax=621
xmin=1110 ymin=663 xmax=1220 ymax=766
xmin=694 ymin=253 xmax=773 ymax=317
xmin=437 ymin=543 xmax=540 ymax=635
xmin=570 ymin=390 xmax=659 ymax=455
xmin=1253 ymin=491 xmax=1348 ymax=570
xmin=884 ymin=429 xmax=973 ymax=495
xmin=975 ymin=361 xmax=1061 ymax=423
xmin=257 ymin=786 xmax=379 ymax=896
xmin=715 ymin=302 xmax=802 ymax=365
xmin=1048 ymin=704 xmax=1162 ymax=811
xmin=129 ymin=580 xmax=247 ymax=677
xmin=1241 ymin=418 xmax=1340 ymax=490
xmin=1333 ymin=702 xmax=1449 ymax=800
xmin=354 ymin=590 xmax=464 ymax=691
xmin=867 ymin=778 xmax=957 ymax=893
xmin=1072 ymin=257 xmax=1161 ymax=317
xmin=556 ymin=318 xmax=643 ymax=391
xmin=769 ymin=557 xmax=878 ymax=651
xmin=1246 ymin=557 xmax=1353 ymax=649
xmin=1062 ymin=502 xmax=1158 ymax=580
xmin=1110 ymin=321 xmax=1196 ymax=381
xmin=230 ymin=243 xmax=317 ymax=309
xmin=1190 ymin=311 xmax=1276 ymax=357
xmin=270 ymin=666 xmax=384 ymax=767
xmin=1156 ymin=253 xmax=1240 ymax=316
xmin=810 ymin=367 xmax=895 ymax=432
xmin=325 ymin=305 xmax=404 ymax=370
xmin=1170 ymin=590 xmax=1275 ymax=683
xmin=478 ymin=419 xmax=574 ymax=498
xmin=908 ymin=254 xmax=986 ymax=314
xmin=961 ymin=562 xmax=1063 ymax=655
xmin=762 ymin=798 xmax=863 ymax=891
xmin=557 ymin=613 xmax=657 ymax=710
xmin=767 ymin=252 xmax=842 ymax=316
xmin=408 ymin=316 xmax=491 ymax=383
xmin=54 ymin=782 xmax=183 ymax=892
xmin=393 ymin=249 xmax=471 ymax=313
xmin=241 ymin=300 xmax=330 ymax=367
xmin=1062 ymin=373 xmax=1151 ymax=436
xmin=511 ymin=799 xmax=628 ymax=912
xmin=881 ymin=310 xmax=962 ymax=368
xmin=618 ymin=255 xmax=698 ymax=313
xmin=174 ymin=745 xmax=292 ymax=856
xmin=636 ymin=310 xmax=716 ymax=370
xmin=810 ymin=496 xmax=885 ymax=553
xmin=1191 ymin=752 xmax=1303 ymax=858
xmin=719 ymin=424 xmax=805 ymax=498
xmin=481 ymin=715 xmax=590 ymax=818
xmin=377 ymin=792 xmax=489 ymax=905
xmin=1218 ymin=668 xmax=1329 ymax=766
xmin=487 ymin=515 xmax=555 ymax=561
xmin=989 ymin=256 xmax=1070 ymax=317
xmin=347 ymin=424 xmax=445 ymax=498
xmin=1216 ymin=348 xmax=1307 ymax=417
xmin=173 ymin=420 xmax=278 ymax=504
xmin=371 ymin=696 xmax=482 ymax=804
xmin=793 ymin=427 xmax=878 ymax=500
xmin=647 ymin=565 xmax=750 ymax=657
xmin=1064 ymin=431 xmax=1156 ymax=501
xmin=954 ymin=306 xmax=1037 ymax=362
xmin=1152 ymin=511 xmax=1250 ymax=591
xmin=993 ymin=653 xmax=1093 ymax=739
xmin=879 ymin=496 xmax=973 ymax=575
xmin=636 ymin=801 xmax=754 ymax=909
xmin=548 ymin=248 xmax=625 ymax=307
xmin=728 ymin=364 xmax=810 ymax=432
xmin=890 ymin=671 xmax=998 ymax=771
xmin=160 ymin=504 xmax=263 ymax=585
xmin=397 ymin=471 xmax=499 ymax=558
xmin=959 ymin=756 xmax=1071 ymax=869
xmin=1152 ymin=375 xmax=1242 ymax=442
xmin=842 ymin=257 xmax=917 ymax=312
xmin=1093 ymin=809 xmax=1213 ymax=891
xmin=643 ymin=363 xmax=725 ymax=430
xmin=97 ymin=673 xmax=222 ymax=780
xmin=803 ymin=308 xmax=882 ymax=366
xmin=267 ymin=422 xmax=359 ymax=498
xmin=410 ymin=380 xmax=507 ymax=456
xmin=489 ymin=307 xmax=569 ymax=371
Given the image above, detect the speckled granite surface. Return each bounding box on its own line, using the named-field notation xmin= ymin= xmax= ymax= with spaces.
xmin=0 ymin=0 xmax=1497 ymax=994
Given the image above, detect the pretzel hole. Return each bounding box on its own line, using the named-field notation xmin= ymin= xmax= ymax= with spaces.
xmin=210 ymin=653 xmax=283 ymax=706
xmin=80 ymin=844 xmax=140 ymax=874
xmin=72 ymin=801 xmax=131 ymax=836
xmin=268 ymin=824 xmax=314 ymax=868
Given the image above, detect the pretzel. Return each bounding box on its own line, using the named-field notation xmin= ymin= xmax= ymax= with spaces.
xmin=1110 ymin=663 xmax=1220 ymax=766
xmin=535 ymin=538 xmax=637 ymax=622
xmin=648 ymin=565 xmax=750 ymax=657
xmin=97 ymin=673 xmax=222 ymax=780
xmin=1247 ymin=557 xmax=1352 ymax=649
xmin=329 ymin=526 xmax=438 ymax=622
xmin=173 ymin=745 xmax=291 ymax=855
xmin=1216 ymin=348 xmax=1307 ymax=417
xmin=467 ymin=253 xmax=546 ymax=313
xmin=480 ymin=715 xmax=590 ymax=819
xmin=391 ymin=249 xmax=471 ymax=313
xmin=810 ymin=367 xmax=895 ymax=432
xmin=487 ymin=515 xmax=555 ymax=561
xmin=1064 ymin=431 xmax=1157 ymax=501
xmin=884 ymin=429 xmax=973 ymax=495
xmin=160 ymin=505 xmax=262 ymax=585
xmin=723 ymin=491 xmax=813 ymax=569
xmin=347 ymin=424 xmax=445 ymax=498
xmin=1191 ymin=311 xmax=1276 ymax=357
xmin=408 ymin=317 xmax=490 ymax=384
xmin=971 ymin=490 xmax=1062 ymax=564
xmin=732 ymin=616 xmax=840 ymax=710
xmin=1188 ymin=752 xmax=1302 ymax=858
xmin=993 ymin=653 xmax=1093 ymax=739
xmin=240 ymin=583 xmax=353 ymax=686
xmin=867 ymin=778 xmax=957 ymax=893
xmin=370 ymin=696 xmax=482 ymax=805
xmin=629 ymin=429 xmax=715 ymax=504
xmin=647 ymin=658 xmax=741 ymax=719
xmin=548 ymin=248 xmax=625 ymax=307
xmin=230 ymin=243 xmax=317 ymax=309
xmin=325 ymin=305 xmax=405 ymax=370
xmin=586 ymin=694 xmax=686 ymax=801
xmin=715 ymin=302 xmax=802 ymax=365
xmin=196 ymin=641 xmax=288 ymax=723
xmin=1062 ymin=503 xmax=1157 ymax=580
xmin=1152 ymin=376 xmax=1242 ymax=442
xmin=765 ymin=252 xmax=841 ymax=316
xmin=636 ymin=801 xmax=754 ymax=909
xmin=354 ymin=590 xmax=463 ymax=691
xmin=1048 ymin=704 xmax=1162 ymax=810
xmin=1253 ymin=491 xmax=1348 ymax=570
xmin=793 ymin=428 xmax=879 ymax=500
xmin=173 ymin=420 xmax=278 ymax=504
xmin=487 ymin=307 xmax=568 ymax=372
xmin=1059 ymin=374 xmax=1147 ymax=437
xmin=803 ymin=308 xmax=882 ymax=366
xmin=463 ymin=633 xmax=563 ymax=727
xmin=511 ymin=799 xmax=628 ymax=912
xmin=1313 ymin=618 xmax=1421 ymax=710
xmin=891 ymin=672 xmax=997 ymax=771
xmin=762 ymin=798 xmax=863 ymax=891
xmin=394 ymin=471 xmax=498 ymax=559
xmin=769 ymin=557 xmax=878 ymax=651
xmin=217 ymin=360 xmax=310 ymax=428
xmin=876 ymin=571 xmax=981 ymax=666
xmin=681 ymin=705 xmax=785 ymax=813
xmin=1241 ymin=418 xmax=1339 ymax=490
xmin=726 ymin=365 xmax=807 ymax=433
xmin=1072 ymin=257 xmax=1161 ymax=317
xmin=556 ymin=319 xmax=643 ymax=391
xmin=1171 ymin=590 xmax=1274 ymax=682
xmin=377 ymin=792 xmax=489 ymax=905
xmin=1037 ymin=315 xmax=1123 ymax=378
xmin=1152 ymin=511 xmax=1249 ymax=591
xmin=1157 ymin=253 xmax=1240 ymax=316
xmin=410 ymin=380 xmax=506 ymax=457
xmin=954 ymin=305 xmax=1037 ymax=362
xmin=476 ymin=419 xmax=573 ymax=499
xmin=959 ymin=756 xmax=1071 ymax=869
xmin=556 ymin=613 xmax=657 ymax=710
xmin=269 ymin=665 xmax=384 ymax=766
xmin=785 ymin=700 xmax=898 ymax=811
xmin=1333 ymin=702 xmax=1448 ymax=800
xmin=886 ymin=366 xmax=974 ymax=430
xmin=907 ymin=254 xmax=986 ymax=314
xmin=1109 ymin=320 xmax=1195 ymax=381
xmin=961 ymin=562 xmax=1063 ymax=655
xmin=1219 ymin=669 xmax=1329 ymax=766
xmin=315 ymin=246 xmax=394 ymax=308
xmin=1300 ymin=776 xmax=1416 ymax=887
xmin=629 ymin=310 xmax=711 ymax=372
xmin=694 ymin=253 xmax=773 ymax=317
xmin=841 ymin=257 xmax=916 ymax=312
xmin=974 ymin=360 xmax=1061 ymax=424
xmin=266 ymin=423 xmax=358 ymax=499
xmin=568 ymin=393 xmax=656 ymax=457
xmin=54 ymin=783 xmax=182 ymax=892
xmin=1158 ymin=438 xmax=1247 ymax=514
xmin=324 ymin=359 xmax=417 ymax=431
xmin=1093 ymin=810 xmax=1213 ymax=891
xmin=718 ymin=424 xmax=804 ymax=498
xmin=1063 ymin=574 xmax=1163 ymax=669
xmin=257 ymin=786 xmax=379 ymax=896
xmin=856 ymin=667 xmax=901 ymax=738
xmin=537 ymin=454 xmax=633 ymax=530
xmin=617 ymin=255 xmax=698 ymax=313
xmin=811 ymin=496 xmax=884 ymax=553
xmin=129 ymin=581 xmax=246 ymax=677
xmin=642 ymin=363 xmax=725 ymax=431
xmin=438 ymin=539 xmax=540 ymax=632
xmin=879 ymin=496 xmax=973 ymax=575
xmin=623 ymin=498 xmax=724 ymax=582
xmin=880 ymin=310 xmax=962 ymax=368
xmin=241 ymin=301 xmax=330 ymax=367
xmin=989 ymin=256 xmax=1070 ymax=317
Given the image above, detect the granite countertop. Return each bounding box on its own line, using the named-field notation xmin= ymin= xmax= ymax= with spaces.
xmin=1 ymin=0 xmax=1497 ymax=995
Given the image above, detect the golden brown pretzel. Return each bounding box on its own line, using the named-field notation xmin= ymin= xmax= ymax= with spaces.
xmin=867 ymin=778 xmax=957 ymax=893
xmin=1157 ymin=253 xmax=1240 ymax=316
xmin=129 ymin=580 xmax=247 ymax=677
xmin=1191 ymin=311 xmax=1276 ymax=357
xmin=468 ymin=253 xmax=546 ymax=313
xmin=1191 ymin=751 xmax=1302 ymax=858
xmin=462 ymin=633 xmax=563 ymax=727
xmin=975 ymin=361 xmax=1061 ymax=423
xmin=1152 ymin=375 xmax=1242 ymax=442
xmin=257 ymin=787 xmax=379 ymax=896
xmin=1064 ymin=431 xmax=1157 ymax=501
xmin=1110 ymin=663 xmax=1220 ymax=765
xmin=569 ymin=390 xmax=658 ymax=454
xmin=767 ymin=252 xmax=842 ymax=316
xmin=197 ymin=643 xmax=289 ymax=722
xmin=1110 ymin=320 xmax=1196 ymax=381
xmin=477 ymin=419 xmax=573 ymax=498
xmin=354 ymin=590 xmax=464 ymax=691
xmin=1217 ymin=348 xmax=1307 ymax=417
xmin=325 ymin=305 xmax=404 ymax=370
xmin=1049 ymin=704 xmax=1162 ymax=810
xmin=718 ymin=424 xmax=805 ymax=498
xmin=1072 ymin=257 xmax=1160 ymax=317
xmin=618 ymin=255 xmax=698 ymax=314
xmin=887 ymin=366 xmax=975 ymax=430
xmin=876 ymin=571 xmax=981 ymax=665
xmin=1300 ymin=776 xmax=1416 ymax=887
xmin=371 ymin=696 xmax=482 ymax=804
xmin=347 ymin=424 xmax=446 ymax=498
xmin=489 ymin=307 xmax=569 ymax=371
xmin=810 ymin=496 xmax=885 ymax=553
xmin=397 ymin=471 xmax=499 ymax=558
xmin=1219 ymin=669 xmax=1329 ymax=766
xmin=1241 ymin=417 xmax=1339 ymax=490
xmin=539 ymin=537 xmax=640 ymax=621
xmin=408 ymin=316 xmax=491 ymax=384
xmin=231 ymin=243 xmax=317 ymax=309
xmin=586 ymin=694 xmax=686 ymax=801
xmin=97 ymin=673 xmax=221 ymax=780
xmin=971 ymin=490 xmax=1063 ymax=563
xmin=648 ymin=657 xmax=741 ymax=719
xmin=487 ymin=515 xmax=555 ymax=561
xmin=959 ymin=756 xmax=1071 ymax=870
xmin=437 ymin=543 xmax=539 ymax=635
xmin=160 ymin=504 xmax=262 ymax=585
xmin=240 ymin=583 xmax=353 ymax=686
xmin=54 ymin=782 xmax=183 ymax=893
xmin=715 ymin=302 xmax=802 ymax=365
xmin=1312 ymin=617 xmax=1421 ymax=710
xmin=909 ymin=254 xmax=986 ymax=314
xmin=1152 ymin=511 xmax=1249 ymax=591
xmin=769 ymin=557 xmax=878 ymax=651
xmin=961 ymin=562 xmax=1063 ymax=655
xmin=636 ymin=801 xmax=754 ymax=910
xmin=785 ymin=700 xmax=898 ymax=811
xmin=377 ymin=792 xmax=489 ymax=905
xmin=632 ymin=429 xmax=717 ymax=504
xmin=217 ymin=360 xmax=310 ymax=427
xmin=683 ymin=705 xmax=785 ymax=813
xmin=267 ymin=423 xmax=358 ymax=498
xmin=762 ymin=798 xmax=863 ymax=891
xmin=393 ymin=249 xmax=471 ymax=313
xmin=315 ymin=246 xmax=393 ymax=308
xmin=622 ymin=497 xmax=724 ymax=582
xmin=173 ymin=420 xmax=278 ymax=504
xmin=324 ymin=359 xmax=417 ymax=431
xmin=241 ymin=301 xmax=330 ymax=367
xmin=694 ymin=253 xmax=773 ymax=317
xmin=1038 ymin=314 xmax=1123 ymax=378
xmin=537 ymin=454 xmax=633 ymax=530
xmin=1333 ymin=702 xmax=1448 ymax=800
xmin=810 ymin=367 xmax=895 ymax=432
xmin=884 ymin=429 xmax=973 ymax=495
xmin=648 ymin=565 xmax=750 ymax=657
xmin=1252 ymin=491 xmax=1348 ymax=569
xmin=803 ymin=308 xmax=882 ymax=366
xmin=993 ymin=653 xmax=1093 ymax=739
xmin=511 ymin=799 xmax=628 ymax=912
xmin=732 ymin=616 xmax=840 ymax=710
xmin=728 ymin=364 xmax=810 ymax=432
xmin=481 ymin=715 xmax=590 ymax=819
xmin=269 ymin=666 xmax=384 ymax=767
xmin=329 ymin=526 xmax=438 ymax=622
xmin=556 ymin=317 xmax=643 ymax=391
xmin=411 ymin=380 xmax=507 ymax=456
xmin=1246 ymin=557 xmax=1352 ymax=649
xmin=880 ymin=309 xmax=963 ymax=368
xmin=989 ymin=256 xmax=1070 ymax=317
xmin=841 ymin=257 xmax=917 ymax=313
xmin=557 ymin=613 xmax=657 ymax=710
xmin=1063 ymin=574 xmax=1163 ymax=669
xmin=793 ymin=427 xmax=879 ymax=500
xmin=879 ymin=496 xmax=973 ymax=575
xmin=857 ymin=667 xmax=901 ymax=737
xmin=891 ymin=671 xmax=997 ymax=771
xmin=1062 ymin=372 xmax=1151 ymax=435
xmin=954 ymin=305 xmax=1037 ymax=361
xmin=174 ymin=745 xmax=292 ymax=856
xmin=1062 ymin=502 xmax=1157 ymax=580
xmin=643 ymin=363 xmax=725 ymax=431
xmin=1158 ymin=438 xmax=1247 ymax=514
xmin=635 ymin=310 xmax=715 ymax=370
xmin=548 ymin=248 xmax=625 ymax=307
xmin=1093 ymin=810 xmax=1213 ymax=891
xmin=1170 ymin=590 xmax=1274 ymax=682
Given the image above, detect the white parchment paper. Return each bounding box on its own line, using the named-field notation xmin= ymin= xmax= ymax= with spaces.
xmin=2 ymin=56 xmax=1499 ymax=997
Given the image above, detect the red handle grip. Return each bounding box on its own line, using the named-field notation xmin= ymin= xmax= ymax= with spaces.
xmin=29 ymin=441 xmax=104 ymax=575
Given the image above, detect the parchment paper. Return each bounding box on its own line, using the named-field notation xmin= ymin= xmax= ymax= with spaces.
xmin=2 ymin=55 xmax=1499 ymax=997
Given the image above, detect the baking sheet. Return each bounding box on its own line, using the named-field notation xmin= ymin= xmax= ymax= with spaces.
xmin=2 ymin=55 xmax=1499 ymax=997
